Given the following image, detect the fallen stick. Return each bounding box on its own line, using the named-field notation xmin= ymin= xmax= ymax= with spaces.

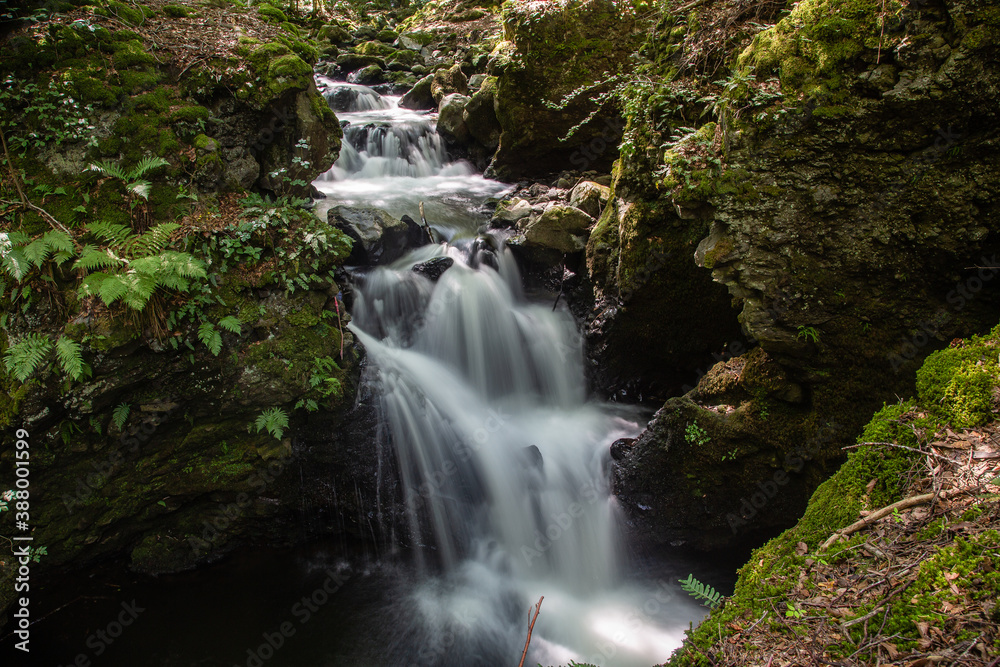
xmin=820 ymin=488 xmax=963 ymax=551
xmin=517 ymin=596 xmax=544 ymax=667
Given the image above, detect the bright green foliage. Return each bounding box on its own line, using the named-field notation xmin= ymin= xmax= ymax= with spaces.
xmin=679 ymin=574 xmax=723 ymax=609
xmin=309 ymin=356 xmax=343 ymax=399
xmin=55 ymin=336 xmax=90 ymax=381
xmin=112 ymin=402 xmax=131 ymax=430
xmin=0 ymin=76 xmax=96 ymax=156
xmin=1 ymin=230 xmax=76 ymax=281
xmin=75 ymin=222 xmax=207 ymax=311
xmin=198 ymin=321 xmax=222 ymax=356
xmin=685 ymin=421 xmax=710 ymax=445
xmin=251 ymin=407 xmax=289 ymax=440
xmin=218 ymin=316 xmax=242 ymax=334
xmin=915 ymin=329 xmax=1000 ymax=428
xmin=3 ymin=333 xmax=54 ymax=382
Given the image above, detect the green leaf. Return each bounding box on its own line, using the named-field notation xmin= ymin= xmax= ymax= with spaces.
xmin=55 ymin=336 xmax=88 ymax=381
xmin=3 ymin=333 xmax=53 ymax=382
xmin=112 ymin=402 xmax=130 ymax=430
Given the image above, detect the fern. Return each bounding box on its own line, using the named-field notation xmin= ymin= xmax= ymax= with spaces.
xmin=218 ymin=316 xmax=242 ymax=334
xmin=198 ymin=321 xmax=222 ymax=356
xmin=679 ymin=574 xmax=723 ymax=609
xmin=74 ymin=223 xmax=207 ymax=313
xmin=2 ymin=230 xmax=76 ymax=280
xmin=55 ymin=336 xmax=90 ymax=381
xmin=3 ymin=333 xmax=53 ymax=382
xmin=112 ymin=402 xmax=130 ymax=430
xmin=89 ymin=157 xmax=169 ymax=201
xmin=251 ymin=407 xmax=289 ymax=440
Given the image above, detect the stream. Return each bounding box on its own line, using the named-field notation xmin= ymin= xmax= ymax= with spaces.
xmin=0 ymin=81 xmax=724 ymax=667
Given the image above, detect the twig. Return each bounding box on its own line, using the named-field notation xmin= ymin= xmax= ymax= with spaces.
xmin=846 ymin=441 xmax=956 ymax=464
xmin=0 ymin=126 xmax=72 ymax=234
xmin=820 ymin=489 xmax=963 ymax=550
xmin=517 ymin=596 xmax=543 ymax=667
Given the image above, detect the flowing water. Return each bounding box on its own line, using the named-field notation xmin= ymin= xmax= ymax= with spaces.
xmin=0 ymin=79 xmax=717 ymax=667
xmin=318 ymin=78 xmax=708 ymax=666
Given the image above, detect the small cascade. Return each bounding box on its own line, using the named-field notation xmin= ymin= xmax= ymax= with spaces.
xmin=313 ymin=75 xmax=507 ymax=235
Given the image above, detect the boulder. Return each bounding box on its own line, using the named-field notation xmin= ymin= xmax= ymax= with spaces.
xmin=317 ymin=24 xmax=352 ymax=45
xmin=336 ymin=53 xmax=385 ymax=73
xmin=490 ymin=0 xmax=641 ymax=179
xmin=569 ymin=180 xmax=610 ymax=218
xmin=397 ymin=31 xmax=435 ymax=52
xmin=491 ymin=197 xmax=532 ymax=225
xmin=399 ymin=74 xmax=435 ymax=110
xmin=350 ymin=64 xmax=385 ymax=86
xmin=412 ymin=256 xmax=454 ymax=281
xmin=431 ymin=63 xmax=469 ymax=104
xmin=329 ymin=206 xmax=426 ymax=265
xmin=463 ymin=75 xmax=501 ymax=150
xmin=515 ymin=204 xmax=595 ymax=264
xmin=436 ymin=93 xmax=471 ymax=144
xmin=355 ymin=40 xmax=397 ymax=57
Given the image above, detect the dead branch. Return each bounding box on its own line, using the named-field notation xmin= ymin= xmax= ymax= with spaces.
xmin=0 ymin=126 xmax=72 ymax=234
xmin=517 ymin=596 xmax=544 ymax=667
xmin=820 ymin=489 xmax=966 ymax=550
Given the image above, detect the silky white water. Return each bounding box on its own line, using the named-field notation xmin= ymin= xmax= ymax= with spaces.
xmin=317 ymin=80 xmax=706 ymax=667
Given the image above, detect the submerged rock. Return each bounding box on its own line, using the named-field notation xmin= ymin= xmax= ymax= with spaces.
xmin=412 ymin=256 xmax=455 ymax=281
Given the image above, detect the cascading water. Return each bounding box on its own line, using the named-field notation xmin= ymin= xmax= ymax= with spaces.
xmin=316 ymin=79 xmax=706 ymax=666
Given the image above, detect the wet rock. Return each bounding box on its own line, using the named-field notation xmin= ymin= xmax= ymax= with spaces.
xmin=399 ymin=74 xmax=435 ymax=110
xmin=431 ymin=63 xmax=469 ymax=103
xmin=350 ymin=64 xmax=385 ymax=86
xmin=412 ymin=256 xmax=455 ymax=281
xmin=436 ymin=93 xmax=471 ymax=143
xmin=569 ymin=180 xmax=610 ymax=219
xmin=330 ymin=206 xmax=427 ymax=265
xmin=463 ymin=75 xmax=501 ymax=150
xmin=609 ymin=437 xmax=635 ymax=461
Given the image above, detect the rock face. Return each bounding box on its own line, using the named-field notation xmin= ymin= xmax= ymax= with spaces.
xmin=436 ymin=93 xmax=471 ymax=143
xmin=489 ymin=0 xmax=643 ymax=179
xmin=330 ymin=206 xmax=427 ymax=265
xmin=569 ymin=180 xmax=609 ymax=219
xmin=431 ymin=63 xmax=469 ymax=102
xmin=463 ymin=75 xmax=501 ymax=149
xmin=606 ymin=0 xmax=1000 ymax=548
xmin=512 ymin=204 xmax=595 ymax=266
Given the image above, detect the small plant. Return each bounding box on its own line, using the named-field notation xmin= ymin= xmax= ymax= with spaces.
xmin=721 ymin=448 xmax=739 ymax=462
xmin=250 ymin=407 xmax=289 ymax=440
xmin=784 ymin=602 xmax=805 ymax=619
xmin=796 ymin=325 xmax=820 ymax=343
xmin=88 ymin=156 xmax=169 ymax=205
xmin=684 ymin=422 xmax=710 ymax=446
xmin=679 ymin=574 xmax=723 ymax=609
xmin=112 ymin=402 xmax=131 ymax=430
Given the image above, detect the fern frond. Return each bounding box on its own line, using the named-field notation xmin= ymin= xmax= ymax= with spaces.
xmin=128 ymin=156 xmax=169 ymax=180
xmin=1 ymin=247 xmax=29 ymax=280
xmin=97 ymin=274 xmax=129 ymax=306
xmin=218 ymin=316 xmax=241 ymax=334
xmin=198 ymin=321 xmax=222 ymax=355
xmin=3 ymin=333 xmax=53 ymax=382
xmin=132 ymin=223 xmax=180 ymax=257
xmin=253 ymin=407 xmax=289 ymax=440
xmin=74 ymin=245 xmax=125 ymax=272
xmin=112 ymin=402 xmax=130 ymax=430
xmin=679 ymin=574 xmax=723 ymax=609
xmin=55 ymin=336 xmax=88 ymax=381
xmin=88 ymin=160 xmax=128 ymax=181
xmin=127 ymin=180 xmax=152 ymax=200
xmin=86 ymin=221 xmax=134 ymax=250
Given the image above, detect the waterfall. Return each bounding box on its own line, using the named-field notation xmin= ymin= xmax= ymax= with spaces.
xmin=318 ymin=81 xmax=705 ymax=667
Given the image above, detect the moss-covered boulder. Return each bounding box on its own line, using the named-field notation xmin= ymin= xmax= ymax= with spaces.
xmin=463 ymin=74 xmax=501 ymax=150
xmin=399 ymin=73 xmax=436 ymax=110
xmin=489 ymin=0 xmax=644 ymax=180
xmin=431 ymin=62 xmax=470 ymax=103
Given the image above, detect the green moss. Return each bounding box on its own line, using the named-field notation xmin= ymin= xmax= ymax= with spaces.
xmin=169 ymin=105 xmax=210 ymax=123
xmin=113 ymin=39 xmax=155 ymax=69
xmin=916 ymin=327 xmax=1000 ymax=426
xmin=356 ymin=40 xmax=397 ymax=57
xmin=163 ymin=4 xmax=191 ymax=17
xmin=258 ymin=4 xmax=287 ymax=23
xmin=134 ymin=88 xmax=171 ymax=113
xmin=118 ymin=70 xmax=162 ymax=93
xmin=96 ymin=0 xmax=153 ymax=26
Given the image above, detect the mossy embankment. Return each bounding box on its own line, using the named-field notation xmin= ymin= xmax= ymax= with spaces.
xmin=0 ymin=0 xmax=383 ymax=628
xmin=666 ymin=326 xmax=1000 ymax=665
